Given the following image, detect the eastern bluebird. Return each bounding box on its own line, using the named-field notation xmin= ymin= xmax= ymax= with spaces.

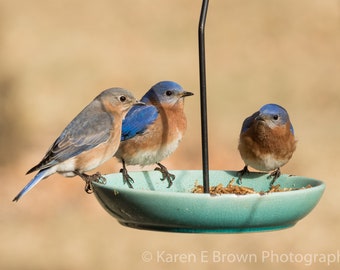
xmin=238 ymin=103 xmax=297 ymax=185
xmin=114 ymin=81 xmax=194 ymax=188
xmin=13 ymin=88 xmax=142 ymax=202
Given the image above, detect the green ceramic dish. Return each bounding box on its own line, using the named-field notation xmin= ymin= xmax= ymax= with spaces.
xmin=92 ymin=170 xmax=325 ymax=233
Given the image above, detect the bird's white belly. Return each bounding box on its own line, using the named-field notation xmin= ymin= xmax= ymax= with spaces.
xmin=126 ymin=139 xmax=181 ymax=166
xmin=246 ymin=154 xmax=288 ymax=172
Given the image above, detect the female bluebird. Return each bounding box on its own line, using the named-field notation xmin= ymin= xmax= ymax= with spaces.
xmin=13 ymin=88 xmax=141 ymax=202
xmin=238 ymin=103 xmax=296 ymax=185
xmin=114 ymin=81 xmax=193 ymax=188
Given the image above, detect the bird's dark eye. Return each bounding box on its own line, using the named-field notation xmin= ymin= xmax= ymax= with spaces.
xmin=273 ymin=115 xmax=279 ymax=120
xmin=165 ymin=90 xmax=173 ymax=96
xmin=119 ymin=96 xmax=127 ymax=102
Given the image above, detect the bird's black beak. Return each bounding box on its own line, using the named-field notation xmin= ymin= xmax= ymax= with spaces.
xmin=134 ymin=100 xmax=146 ymax=106
xmin=181 ymin=91 xmax=194 ymax=98
xmin=255 ymin=114 xmax=265 ymax=122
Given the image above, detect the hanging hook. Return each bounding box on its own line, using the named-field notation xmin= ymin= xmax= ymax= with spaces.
xmin=198 ymin=0 xmax=210 ymax=193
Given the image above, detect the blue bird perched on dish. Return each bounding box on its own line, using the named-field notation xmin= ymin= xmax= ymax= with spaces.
xmin=115 ymin=81 xmax=194 ymax=188
xmin=238 ymin=103 xmax=297 ymax=185
xmin=13 ymin=88 xmax=142 ymax=202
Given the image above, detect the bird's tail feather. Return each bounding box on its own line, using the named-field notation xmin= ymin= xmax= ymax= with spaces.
xmin=12 ymin=168 xmax=52 ymax=202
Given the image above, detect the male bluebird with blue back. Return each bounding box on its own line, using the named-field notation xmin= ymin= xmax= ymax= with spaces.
xmin=13 ymin=87 xmax=142 ymax=202
xmin=238 ymin=103 xmax=296 ymax=185
xmin=115 ymin=81 xmax=193 ymax=188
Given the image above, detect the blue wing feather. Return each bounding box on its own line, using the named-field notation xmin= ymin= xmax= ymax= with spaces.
xmin=240 ymin=111 xmax=259 ymax=134
xmin=121 ymin=104 xmax=158 ymax=141
xmin=289 ymin=123 xmax=294 ymax=135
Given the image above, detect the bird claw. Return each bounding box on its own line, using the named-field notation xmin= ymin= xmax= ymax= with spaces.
xmin=155 ymin=163 xmax=175 ymax=188
xmin=237 ymin=165 xmax=249 ymax=184
xmin=78 ymin=172 xmax=106 ymax=194
xmin=119 ymin=168 xmax=134 ymax=188
xmin=269 ymin=168 xmax=281 ymax=186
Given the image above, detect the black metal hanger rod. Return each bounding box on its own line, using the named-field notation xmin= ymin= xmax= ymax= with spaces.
xmin=198 ymin=0 xmax=210 ymax=193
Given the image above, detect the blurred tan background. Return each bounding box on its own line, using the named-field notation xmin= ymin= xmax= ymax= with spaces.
xmin=1 ymin=0 xmax=340 ymax=269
